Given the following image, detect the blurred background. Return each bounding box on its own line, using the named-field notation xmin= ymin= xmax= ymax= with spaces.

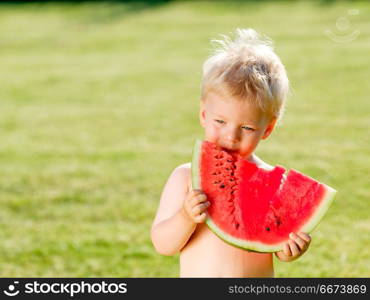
xmin=0 ymin=0 xmax=369 ymax=277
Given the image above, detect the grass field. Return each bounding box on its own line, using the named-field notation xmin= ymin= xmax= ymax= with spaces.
xmin=0 ymin=0 xmax=369 ymax=277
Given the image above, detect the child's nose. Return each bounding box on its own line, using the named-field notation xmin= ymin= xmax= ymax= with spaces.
xmin=225 ymin=128 xmax=240 ymax=143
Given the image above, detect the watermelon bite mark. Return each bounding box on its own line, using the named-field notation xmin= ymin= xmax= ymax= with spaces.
xmin=192 ymin=139 xmax=336 ymax=252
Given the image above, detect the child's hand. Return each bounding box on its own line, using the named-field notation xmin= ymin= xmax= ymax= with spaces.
xmin=181 ymin=189 xmax=210 ymax=224
xmin=275 ymin=232 xmax=311 ymax=262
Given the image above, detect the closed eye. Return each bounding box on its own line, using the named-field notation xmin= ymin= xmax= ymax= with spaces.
xmin=214 ymin=119 xmax=225 ymax=124
xmin=242 ymin=126 xmax=255 ymax=131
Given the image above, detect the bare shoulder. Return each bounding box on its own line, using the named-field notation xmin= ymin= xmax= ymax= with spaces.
xmin=173 ymin=162 xmax=192 ymax=191
xmin=175 ymin=162 xmax=191 ymax=172
xmin=152 ymin=163 xmax=191 ymax=227
xmin=160 ymin=162 xmax=192 ymax=197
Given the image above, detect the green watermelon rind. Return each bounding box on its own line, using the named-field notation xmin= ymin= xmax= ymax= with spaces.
xmin=191 ymin=139 xmax=337 ymax=253
xmin=296 ymin=183 xmax=337 ymax=236
xmin=191 ymin=139 xmax=202 ymax=191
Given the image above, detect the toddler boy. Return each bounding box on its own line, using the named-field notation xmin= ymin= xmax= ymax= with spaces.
xmin=151 ymin=29 xmax=311 ymax=277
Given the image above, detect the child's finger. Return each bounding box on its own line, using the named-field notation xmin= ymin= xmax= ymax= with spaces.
xmin=283 ymin=243 xmax=291 ymax=257
xmin=191 ymin=189 xmax=204 ymax=197
xmin=288 ymin=240 xmax=300 ymax=257
xmin=194 ymin=212 xmax=207 ymax=223
xmin=297 ymin=232 xmax=311 ymax=244
xmin=289 ymin=233 xmax=306 ymax=251
xmin=192 ymin=202 xmax=210 ymax=216
xmin=191 ymin=193 xmax=207 ymax=205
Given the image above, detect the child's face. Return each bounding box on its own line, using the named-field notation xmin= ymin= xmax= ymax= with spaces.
xmin=200 ymin=89 xmax=276 ymax=159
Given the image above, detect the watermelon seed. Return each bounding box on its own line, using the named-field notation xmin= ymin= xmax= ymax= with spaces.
xmin=265 ymin=227 xmax=270 ymax=232
xmin=220 ymin=184 xmax=225 ymax=188
xmin=235 ymin=223 xmax=240 ymax=229
xmin=227 ymin=159 xmax=233 ymax=162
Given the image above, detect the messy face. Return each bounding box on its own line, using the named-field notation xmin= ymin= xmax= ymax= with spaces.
xmin=200 ymin=90 xmax=276 ymax=160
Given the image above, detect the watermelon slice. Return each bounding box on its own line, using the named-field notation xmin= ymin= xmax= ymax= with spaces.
xmin=192 ymin=139 xmax=336 ymax=252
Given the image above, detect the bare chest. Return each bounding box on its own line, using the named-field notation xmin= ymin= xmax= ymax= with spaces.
xmin=179 ymin=224 xmax=274 ymax=277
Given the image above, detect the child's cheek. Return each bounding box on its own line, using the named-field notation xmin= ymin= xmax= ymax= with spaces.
xmin=204 ymin=122 xmax=220 ymax=143
xmin=239 ymin=134 xmax=262 ymax=155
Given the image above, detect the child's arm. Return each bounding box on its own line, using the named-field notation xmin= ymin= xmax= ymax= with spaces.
xmin=275 ymin=232 xmax=311 ymax=262
xmin=151 ymin=165 xmax=210 ymax=256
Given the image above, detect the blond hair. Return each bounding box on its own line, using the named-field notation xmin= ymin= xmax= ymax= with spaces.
xmin=201 ymin=28 xmax=290 ymax=121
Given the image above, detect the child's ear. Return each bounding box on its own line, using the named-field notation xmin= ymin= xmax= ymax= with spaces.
xmin=262 ymin=118 xmax=277 ymax=140
xmin=199 ymin=101 xmax=206 ymax=128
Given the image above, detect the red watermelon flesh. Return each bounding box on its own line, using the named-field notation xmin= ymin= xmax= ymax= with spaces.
xmin=192 ymin=140 xmax=336 ymax=252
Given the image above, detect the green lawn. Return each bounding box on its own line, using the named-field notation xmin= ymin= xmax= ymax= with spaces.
xmin=0 ymin=0 xmax=369 ymax=277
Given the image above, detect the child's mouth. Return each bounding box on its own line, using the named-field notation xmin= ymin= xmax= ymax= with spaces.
xmin=220 ymin=147 xmax=240 ymax=157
